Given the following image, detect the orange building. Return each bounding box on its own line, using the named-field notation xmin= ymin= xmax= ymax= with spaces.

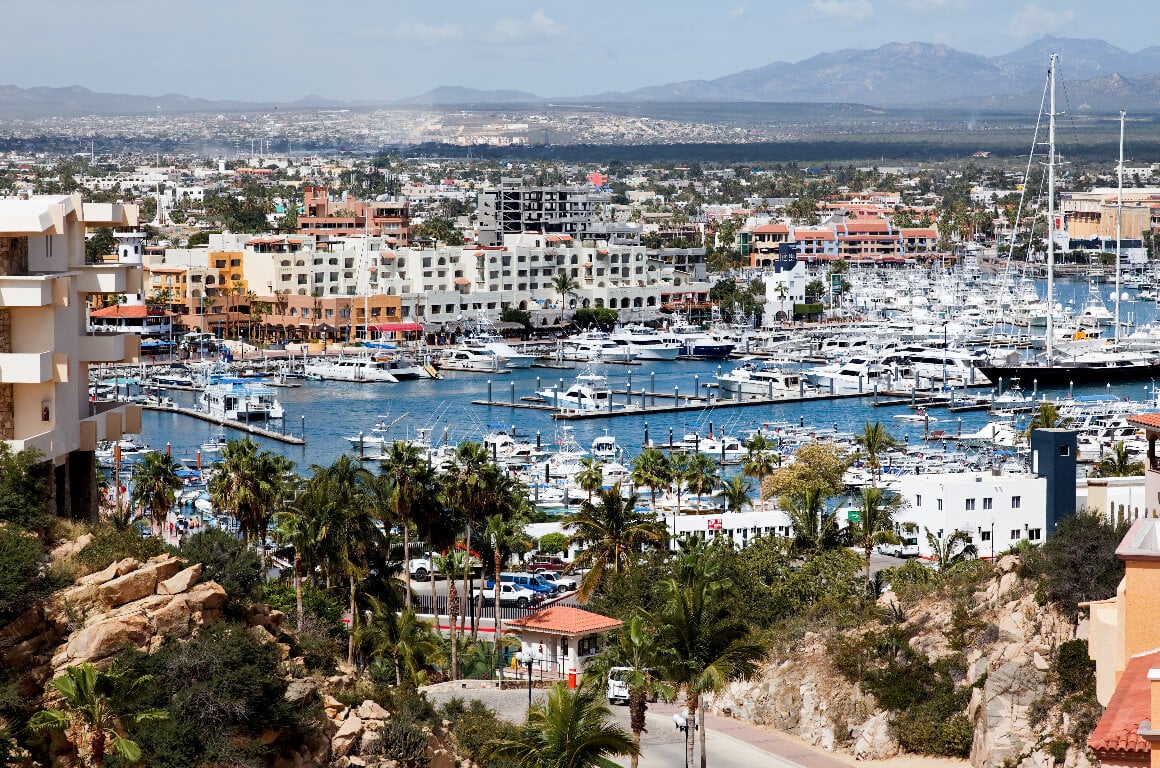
xmin=297 ymin=186 xmax=410 ymax=245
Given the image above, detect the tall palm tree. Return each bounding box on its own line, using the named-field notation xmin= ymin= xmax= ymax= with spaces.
xmin=782 ymin=486 xmax=842 ymax=555
xmin=648 ymin=540 xmax=768 ymax=768
xmin=668 ymin=453 xmax=691 ymax=518
xmin=592 ymin=615 xmax=674 ymax=768
xmin=378 ymin=441 xmax=428 ymax=608
xmin=129 ymin=451 xmax=182 ymax=537
xmin=29 ymin=664 xmax=168 ymax=768
xmin=852 ymin=486 xmax=903 ymax=586
xmin=924 ymin=527 xmax=978 ymax=573
xmin=575 ymin=456 xmax=604 ymax=504
xmin=1095 ymin=440 xmax=1145 ymax=477
xmin=683 ymin=454 xmax=718 ymax=509
xmin=274 ymin=482 xmax=326 ymax=631
xmin=551 ymin=272 xmax=580 ymax=322
xmin=720 ymin=476 xmax=753 ymax=514
xmin=742 ymin=436 xmax=777 ymax=513
xmin=355 ymin=597 xmax=440 ymax=687
xmin=208 ymin=438 xmax=293 ymax=547
xmin=483 ymin=513 xmax=530 ymax=676
xmin=1025 ymin=401 xmax=1061 ymax=441
xmin=630 ymin=447 xmax=670 ymax=514
xmin=482 ymin=682 xmax=639 ymax=768
xmin=432 ymin=549 xmax=468 ymax=680
xmin=567 ymin=484 xmax=666 ymax=601
xmin=854 ymin=420 xmax=901 ymax=487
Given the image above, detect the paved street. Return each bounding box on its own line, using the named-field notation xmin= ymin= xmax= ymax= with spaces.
xmin=421 ymin=681 xmax=853 ymax=768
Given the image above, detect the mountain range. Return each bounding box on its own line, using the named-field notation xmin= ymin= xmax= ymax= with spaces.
xmin=5 ymin=35 xmax=1160 ymax=118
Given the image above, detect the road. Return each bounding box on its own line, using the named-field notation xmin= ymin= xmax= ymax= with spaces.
xmin=421 ymin=682 xmax=854 ymax=768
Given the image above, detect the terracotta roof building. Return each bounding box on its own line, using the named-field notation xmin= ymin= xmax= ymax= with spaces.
xmin=505 ymin=607 xmax=622 ymax=679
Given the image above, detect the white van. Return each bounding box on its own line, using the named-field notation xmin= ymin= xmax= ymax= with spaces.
xmin=606 ymin=667 xmax=659 ymax=706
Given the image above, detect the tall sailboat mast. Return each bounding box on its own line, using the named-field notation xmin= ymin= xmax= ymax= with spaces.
xmin=1115 ymin=110 xmax=1125 ymax=345
xmin=1045 ymin=53 xmax=1057 ymax=365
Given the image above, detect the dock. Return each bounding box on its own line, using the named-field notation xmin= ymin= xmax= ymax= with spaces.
xmin=472 ymin=388 xmax=866 ymax=420
xmin=141 ymin=403 xmax=306 ymax=445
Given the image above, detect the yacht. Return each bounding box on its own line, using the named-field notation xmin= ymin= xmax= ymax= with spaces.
xmin=609 ymin=325 xmax=682 ymax=361
xmin=714 ymin=359 xmax=814 ymax=399
xmin=200 ymin=378 xmax=284 ymax=422
xmin=878 ymin=344 xmax=990 ymax=387
xmin=438 ymin=345 xmax=504 ymax=372
xmin=536 ymin=369 xmax=624 ymax=411
xmin=667 ymin=321 xmax=734 ymax=359
xmin=559 ymin=331 xmax=635 ymax=363
xmin=465 ymin=316 xmax=537 ymax=368
xmin=591 ymin=433 xmax=620 ymax=460
xmin=370 ymin=352 xmax=436 ymax=380
xmin=303 ymin=355 xmax=400 ymax=383
xmin=806 ymin=357 xmax=909 ymax=394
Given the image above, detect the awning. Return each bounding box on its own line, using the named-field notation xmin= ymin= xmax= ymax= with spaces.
xmin=453 ymin=278 xmax=471 ymax=285
xmin=370 ymin=322 xmax=423 ymax=333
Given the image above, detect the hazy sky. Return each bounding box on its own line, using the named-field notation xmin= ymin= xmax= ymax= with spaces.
xmin=5 ymin=0 xmax=1156 ymax=102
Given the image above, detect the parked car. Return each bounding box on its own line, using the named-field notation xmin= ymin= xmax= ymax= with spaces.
xmin=408 ymin=558 xmax=435 ymax=581
xmin=877 ymin=536 xmax=920 ymax=558
xmin=531 ymin=555 xmax=572 ymax=574
xmin=473 ymin=582 xmax=536 ymax=609
xmin=537 ymin=572 xmax=578 ymax=593
xmin=497 ymin=572 xmax=557 ymax=597
xmin=606 ymin=667 xmax=660 ymax=706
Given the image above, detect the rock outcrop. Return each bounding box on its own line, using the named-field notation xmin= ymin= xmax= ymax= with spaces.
xmin=710 ymin=558 xmax=1091 ymax=768
xmin=0 ymin=554 xmax=226 ymax=694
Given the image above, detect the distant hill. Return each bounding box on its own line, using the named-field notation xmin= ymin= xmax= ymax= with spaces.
xmin=394 ymin=86 xmax=544 ymax=106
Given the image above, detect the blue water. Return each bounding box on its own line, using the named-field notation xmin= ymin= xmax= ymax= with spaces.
xmin=137 ymin=278 xmax=1160 ymax=473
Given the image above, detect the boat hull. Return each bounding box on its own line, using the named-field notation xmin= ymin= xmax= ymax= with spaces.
xmin=978 ymin=363 xmax=1160 ymax=387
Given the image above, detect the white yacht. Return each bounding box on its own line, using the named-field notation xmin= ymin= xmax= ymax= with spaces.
xmin=536 ymin=369 xmax=623 ymax=411
xmin=609 ymin=325 xmax=682 ymax=361
xmin=591 ymin=433 xmax=620 ymax=460
xmin=559 ymin=331 xmax=635 ymax=363
xmin=200 ymin=378 xmax=284 ymax=422
xmin=666 ymin=320 xmax=734 ymax=359
xmin=370 ymin=352 xmax=436 ymax=380
xmin=806 ymin=357 xmax=908 ymax=394
xmin=878 ymin=344 xmax=991 ymax=387
xmin=466 ymin=317 xmax=537 ymax=368
xmin=303 ymin=355 xmax=400 ymax=383
xmin=438 ymin=345 xmax=504 ymax=372
xmin=715 ymin=359 xmax=814 ymax=399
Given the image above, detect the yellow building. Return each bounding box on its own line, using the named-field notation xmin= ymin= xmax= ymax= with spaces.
xmin=0 ymin=195 xmax=142 ymax=518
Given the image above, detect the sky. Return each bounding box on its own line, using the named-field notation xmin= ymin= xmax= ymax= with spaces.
xmin=4 ymin=0 xmax=1157 ymax=103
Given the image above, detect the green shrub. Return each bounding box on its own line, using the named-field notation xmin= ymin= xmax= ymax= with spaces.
xmin=179 ymin=527 xmax=262 ymax=601
xmin=0 ymin=523 xmax=46 ymax=622
xmin=73 ymin=524 xmax=164 ymax=575
xmin=1040 ymin=512 xmax=1127 ymax=617
xmin=439 ymin=697 xmax=520 ymax=767
xmin=1056 ymin=640 xmax=1095 ymax=696
xmin=380 ymin=712 xmax=429 ymax=767
xmin=0 ymin=446 xmax=52 ymax=532
xmin=1049 ymin=739 xmax=1069 ymax=764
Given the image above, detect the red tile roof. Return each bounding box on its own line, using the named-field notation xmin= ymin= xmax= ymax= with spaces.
xmin=505 ymin=606 xmax=622 ymax=636
xmin=1089 ymin=649 xmax=1160 ymax=755
xmin=90 ymin=304 xmax=169 ymax=318
xmin=1129 ymin=413 xmax=1160 ymax=430
xmin=752 ymin=224 xmax=790 ymax=234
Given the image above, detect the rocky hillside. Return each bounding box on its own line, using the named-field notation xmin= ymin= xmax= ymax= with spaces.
xmin=710 ymin=555 xmax=1098 ymax=768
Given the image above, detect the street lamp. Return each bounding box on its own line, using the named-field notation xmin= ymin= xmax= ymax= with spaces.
xmin=515 ymin=649 xmax=542 ymax=710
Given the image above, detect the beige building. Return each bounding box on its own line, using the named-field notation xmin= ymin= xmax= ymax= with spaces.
xmin=0 ymin=195 xmax=142 ymax=518
xmin=1060 ymin=189 xmax=1160 ymax=240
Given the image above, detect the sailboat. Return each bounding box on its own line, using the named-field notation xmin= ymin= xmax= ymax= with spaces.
xmin=978 ymin=57 xmax=1160 ymax=387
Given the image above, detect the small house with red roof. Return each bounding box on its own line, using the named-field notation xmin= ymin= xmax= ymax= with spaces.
xmin=505 ymin=606 xmax=622 ymax=679
xmin=89 ymin=303 xmax=173 ymax=338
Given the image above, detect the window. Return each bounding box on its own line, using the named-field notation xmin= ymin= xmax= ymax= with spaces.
xmin=965 ymin=498 xmax=976 ymax=511
xmin=937 ymin=498 xmax=943 ymax=511
xmin=1011 ymin=529 xmax=1021 ymax=540
xmin=1028 ymin=528 xmax=1042 ymax=541
xmin=1059 ymin=445 xmax=1070 ymax=457
xmin=915 ymin=494 xmax=922 ymax=507
xmin=1012 ymin=496 xmax=1021 ymax=509
xmin=980 ymin=530 xmax=991 ymax=542
xmin=983 ymin=497 xmax=993 ymax=510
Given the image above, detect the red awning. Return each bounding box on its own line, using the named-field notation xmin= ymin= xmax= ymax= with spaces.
xmin=370 ymin=322 xmax=423 ymax=332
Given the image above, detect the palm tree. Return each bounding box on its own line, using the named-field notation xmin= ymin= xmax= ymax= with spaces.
xmin=668 ymin=453 xmax=691 ymax=518
xmin=720 ymin=476 xmax=753 ymax=514
xmin=355 ymin=597 xmax=440 ymax=687
xmin=198 ymin=293 xmax=216 ymax=335
xmin=482 ymin=682 xmax=639 ymax=768
xmin=854 ymin=421 xmax=901 ymax=487
xmin=1025 ymin=401 xmax=1060 ymax=441
xmin=782 ymin=486 xmax=842 ymax=555
xmin=741 ymin=437 xmax=777 ymax=512
xmin=924 ymin=527 xmax=978 ymax=573
xmin=852 ymin=486 xmax=904 ymax=586
xmin=129 ymin=451 xmax=182 ymax=537
xmin=208 ymin=438 xmax=293 ymax=547
xmin=576 ymin=456 xmax=604 ymax=504
xmin=29 ymin=663 xmax=168 ymax=768
xmin=444 ymin=441 xmax=493 ymax=639
xmin=483 ymin=513 xmax=530 ymax=676
xmin=432 ymin=549 xmax=468 ymax=680
xmin=648 ymin=540 xmax=768 ymax=768
xmin=683 ymin=454 xmax=718 ymax=509
xmin=593 ymin=615 xmax=674 ymax=768
xmin=567 ymin=484 xmax=666 ymax=601
xmin=378 ymin=441 xmax=428 ymax=608
xmin=630 ymin=448 xmax=671 ymax=514
xmin=274 ymin=481 xmax=326 ymax=632
xmin=551 ymin=272 xmax=580 ymax=322
xmin=1095 ymin=440 xmax=1145 ymax=477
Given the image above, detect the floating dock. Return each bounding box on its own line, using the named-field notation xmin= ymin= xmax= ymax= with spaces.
xmin=142 ymin=403 xmax=306 ymax=445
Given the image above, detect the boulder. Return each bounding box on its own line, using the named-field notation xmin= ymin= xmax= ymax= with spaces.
xmin=51 ymin=533 xmax=93 ymax=562
xmin=356 ymin=700 xmax=389 ymax=721
xmin=0 ymin=606 xmax=44 ymax=649
xmin=332 ymin=715 xmax=364 ymax=758
xmin=97 ymin=558 xmax=183 ymax=608
xmin=77 ymin=558 xmax=133 ymax=587
xmin=61 ymin=612 xmax=150 ymax=664
xmin=358 ymin=729 xmax=383 ymax=756
xmin=156 ymin=564 xmax=202 ymax=596
xmin=852 ymin=711 xmax=899 ymax=760
xmin=284 ymin=678 xmax=319 ymax=706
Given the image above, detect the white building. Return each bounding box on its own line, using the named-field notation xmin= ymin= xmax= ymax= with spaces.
xmin=762 ymin=253 xmax=809 ymax=325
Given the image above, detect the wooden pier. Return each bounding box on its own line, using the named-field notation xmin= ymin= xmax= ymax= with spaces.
xmin=142 ymin=403 xmax=306 ymax=445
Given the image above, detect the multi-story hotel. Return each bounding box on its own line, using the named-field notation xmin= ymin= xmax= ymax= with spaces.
xmin=0 ymin=195 xmax=142 ymax=518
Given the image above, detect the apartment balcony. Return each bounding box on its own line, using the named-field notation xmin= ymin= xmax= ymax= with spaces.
xmin=0 ymin=276 xmax=53 ymax=307
xmin=0 ymin=351 xmax=54 ymax=383
xmin=76 ymin=264 xmax=142 ymax=295
xmin=79 ymin=333 xmax=140 ymax=364
xmin=6 ymin=428 xmax=58 ymax=457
